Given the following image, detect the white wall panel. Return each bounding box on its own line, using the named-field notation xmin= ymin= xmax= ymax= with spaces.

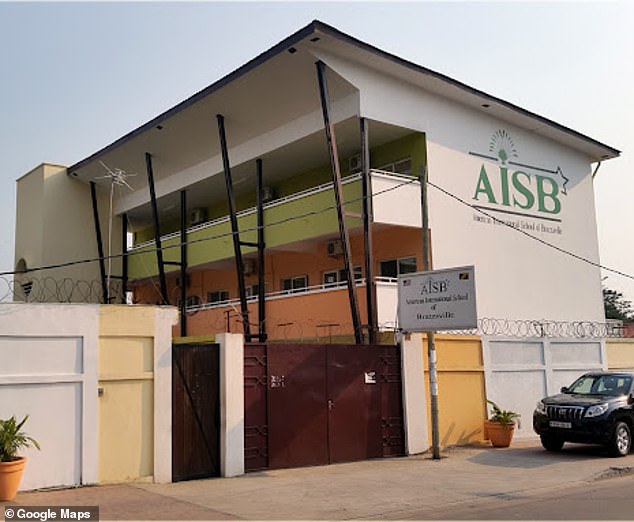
xmin=489 ymin=341 xmax=544 ymax=366
xmin=550 ymin=341 xmax=602 ymax=365
xmin=0 ymin=337 xmax=82 ymax=375
xmin=371 ymin=173 xmax=421 ymax=227
xmin=0 ymin=304 xmax=99 ymax=490
xmin=483 ymin=337 xmax=605 ymax=438
xmin=0 ymin=383 xmax=81 ymax=490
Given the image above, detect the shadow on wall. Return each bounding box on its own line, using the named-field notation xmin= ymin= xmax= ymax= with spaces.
xmin=442 ymin=423 xmax=483 ymax=448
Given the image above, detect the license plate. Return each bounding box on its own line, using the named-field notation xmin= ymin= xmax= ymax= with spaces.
xmin=549 ymin=421 xmax=571 ymax=429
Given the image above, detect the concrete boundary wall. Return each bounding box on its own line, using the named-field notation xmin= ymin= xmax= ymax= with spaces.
xmin=0 ymin=304 xmax=100 ymax=490
xmin=483 ymin=337 xmax=605 ymax=438
xmin=217 ymin=333 xmax=245 ymax=477
xmin=606 ymin=339 xmax=634 ymax=371
xmin=421 ymin=334 xmax=486 ymax=448
xmin=98 ymin=306 xmax=177 ymax=484
xmin=0 ymin=303 xmax=177 ymax=491
xmin=400 ymin=333 xmax=428 ymax=455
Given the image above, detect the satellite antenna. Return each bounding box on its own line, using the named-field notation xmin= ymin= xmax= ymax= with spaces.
xmin=95 ymin=161 xmax=137 ymax=303
xmin=96 ymin=160 xmax=137 ymax=190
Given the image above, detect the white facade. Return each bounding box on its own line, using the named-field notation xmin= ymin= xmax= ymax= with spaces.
xmin=318 ymin=48 xmax=605 ymax=323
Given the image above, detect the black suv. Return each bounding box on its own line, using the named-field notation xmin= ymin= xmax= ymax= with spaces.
xmin=533 ymin=371 xmax=634 ymax=457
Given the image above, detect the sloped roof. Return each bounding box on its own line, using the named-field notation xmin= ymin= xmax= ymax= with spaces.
xmin=69 ymin=20 xmax=619 ymax=184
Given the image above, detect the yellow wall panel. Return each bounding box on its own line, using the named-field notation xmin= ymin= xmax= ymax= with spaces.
xmin=606 ymin=339 xmax=634 ymax=370
xmin=99 ymin=337 xmax=153 ymax=376
xmin=99 ymin=305 xmax=156 ymax=337
xmin=422 ymin=334 xmax=487 ymax=446
xmin=98 ymin=380 xmax=154 ymax=483
xmin=98 ymin=306 xmax=157 ymax=483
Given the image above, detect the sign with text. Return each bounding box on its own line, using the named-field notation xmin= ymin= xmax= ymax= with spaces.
xmin=398 ymin=266 xmax=477 ymax=332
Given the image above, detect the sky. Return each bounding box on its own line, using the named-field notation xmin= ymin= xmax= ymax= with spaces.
xmin=1 ymin=1 xmax=633 ymax=304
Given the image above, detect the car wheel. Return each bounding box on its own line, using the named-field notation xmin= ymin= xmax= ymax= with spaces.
xmin=540 ymin=434 xmax=564 ymax=452
xmin=607 ymin=421 xmax=632 ymax=457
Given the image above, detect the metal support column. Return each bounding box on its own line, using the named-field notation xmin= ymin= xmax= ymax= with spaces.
xmin=316 ymin=60 xmax=362 ymax=344
xmin=89 ymin=181 xmax=108 ymax=304
xmin=179 ymin=190 xmax=188 ymax=336
xmin=216 ymin=114 xmax=252 ymax=341
xmin=256 ymin=158 xmax=267 ymax=342
xmin=121 ymin=213 xmax=128 ymax=303
xmin=145 ymin=152 xmax=168 ymax=305
xmin=420 ymin=165 xmax=440 ymax=460
xmin=360 ymin=117 xmax=378 ymax=344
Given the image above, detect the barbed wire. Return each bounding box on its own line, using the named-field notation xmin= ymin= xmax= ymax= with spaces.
xmin=2 ymin=275 xmax=123 ymax=304
xmin=3 ymin=272 xmax=629 ymax=339
xmin=438 ymin=317 xmax=627 ymax=338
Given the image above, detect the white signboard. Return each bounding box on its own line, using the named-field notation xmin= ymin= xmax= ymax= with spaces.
xmin=398 ymin=266 xmax=477 ymax=332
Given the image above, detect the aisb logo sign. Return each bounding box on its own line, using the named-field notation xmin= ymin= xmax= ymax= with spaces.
xmin=469 ymin=129 xmax=568 ymax=220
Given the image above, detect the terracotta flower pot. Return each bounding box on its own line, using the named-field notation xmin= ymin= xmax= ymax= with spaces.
xmin=484 ymin=420 xmax=516 ymax=448
xmin=0 ymin=457 xmax=26 ymax=501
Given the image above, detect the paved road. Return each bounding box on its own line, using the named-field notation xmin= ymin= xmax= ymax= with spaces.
xmin=422 ymin=473 xmax=634 ymax=520
xmin=5 ymin=440 xmax=634 ymax=520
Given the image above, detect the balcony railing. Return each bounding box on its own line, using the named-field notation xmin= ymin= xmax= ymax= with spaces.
xmin=131 ymin=172 xmax=365 ymax=251
xmin=130 ymin=169 xmax=420 ymax=251
xmin=186 ymin=276 xmax=399 ymax=331
xmin=128 ymin=169 xmax=420 ymax=281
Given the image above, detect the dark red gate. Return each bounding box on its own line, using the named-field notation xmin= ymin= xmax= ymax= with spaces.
xmin=244 ymin=343 xmax=404 ymax=471
xmin=172 ymin=343 xmax=220 ymax=481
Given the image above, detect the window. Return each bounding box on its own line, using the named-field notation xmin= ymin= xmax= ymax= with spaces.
xmin=323 ymin=267 xmax=362 ymax=287
xmin=281 ymin=275 xmax=309 ymax=293
xmin=379 ymin=257 xmax=417 ymax=278
xmin=180 ymin=295 xmax=201 ymax=308
xmin=378 ymin=158 xmax=412 ymax=175
xmin=246 ymin=283 xmax=268 ymax=298
xmin=207 ymin=290 xmax=229 ymax=304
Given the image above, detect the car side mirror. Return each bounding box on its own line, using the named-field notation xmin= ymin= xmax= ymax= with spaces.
xmin=560 ymin=386 xmax=569 ymax=393
xmin=629 ymin=394 xmax=634 ymax=405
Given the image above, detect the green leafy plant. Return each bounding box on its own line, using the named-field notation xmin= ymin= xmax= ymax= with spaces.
xmin=486 ymin=400 xmax=520 ymax=426
xmin=0 ymin=415 xmax=40 ymax=462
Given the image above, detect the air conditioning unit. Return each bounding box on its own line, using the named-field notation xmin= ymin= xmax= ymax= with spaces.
xmin=262 ymin=186 xmax=275 ymax=203
xmin=327 ymin=239 xmax=344 ymax=257
xmin=243 ymin=259 xmax=256 ymax=276
xmin=349 ymin=154 xmax=362 ymax=172
xmin=189 ymin=207 xmax=207 ymax=226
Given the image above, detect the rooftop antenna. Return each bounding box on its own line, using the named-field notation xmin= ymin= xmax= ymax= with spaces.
xmin=95 ymin=161 xmax=136 ymax=303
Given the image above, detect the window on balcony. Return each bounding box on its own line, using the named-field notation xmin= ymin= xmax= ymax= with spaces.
xmin=281 ymin=275 xmax=309 ymax=294
xmin=378 ymin=158 xmax=412 ymax=175
xmin=323 ymin=266 xmax=362 ymax=287
xmin=246 ymin=283 xmax=268 ymax=298
xmin=207 ymin=290 xmax=229 ymax=304
xmin=379 ymin=257 xmax=417 ymax=279
xmin=180 ymin=295 xmax=202 ymax=308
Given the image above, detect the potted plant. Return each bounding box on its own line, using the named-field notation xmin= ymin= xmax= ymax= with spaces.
xmin=0 ymin=415 xmax=40 ymax=501
xmin=484 ymin=399 xmax=520 ymax=448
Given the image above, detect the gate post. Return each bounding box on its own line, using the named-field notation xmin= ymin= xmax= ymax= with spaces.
xmin=217 ymin=333 xmax=245 ymax=477
xmin=399 ymin=332 xmax=429 ymax=455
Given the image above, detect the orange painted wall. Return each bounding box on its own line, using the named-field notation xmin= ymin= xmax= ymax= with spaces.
xmin=133 ymin=225 xmax=423 ymax=339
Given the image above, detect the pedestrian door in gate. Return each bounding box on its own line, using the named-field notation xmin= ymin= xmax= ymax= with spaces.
xmin=172 ymin=343 xmax=220 ymax=481
xmin=244 ymin=343 xmax=404 ymax=471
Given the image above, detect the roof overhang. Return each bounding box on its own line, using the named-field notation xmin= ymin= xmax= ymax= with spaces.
xmin=68 ymin=20 xmax=620 ymax=219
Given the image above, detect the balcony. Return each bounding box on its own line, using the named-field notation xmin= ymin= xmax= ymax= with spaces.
xmin=128 ymin=170 xmax=420 ymax=281
xmin=183 ymin=277 xmax=399 ymax=341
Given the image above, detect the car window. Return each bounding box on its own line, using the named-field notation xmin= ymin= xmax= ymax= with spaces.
xmin=568 ymin=375 xmax=632 ymax=395
xmin=598 ymin=376 xmax=631 ymax=395
xmin=568 ymin=376 xmax=594 ymax=394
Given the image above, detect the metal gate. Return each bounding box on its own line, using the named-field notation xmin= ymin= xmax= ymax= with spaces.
xmin=172 ymin=343 xmax=220 ymax=481
xmin=244 ymin=343 xmax=404 ymax=471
